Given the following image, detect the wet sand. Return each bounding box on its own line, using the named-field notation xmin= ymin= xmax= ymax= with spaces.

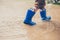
xmin=0 ymin=0 xmax=60 ymax=40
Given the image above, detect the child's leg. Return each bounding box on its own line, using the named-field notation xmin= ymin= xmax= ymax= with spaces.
xmin=24 ymin=8 xmax=36 ymax=26
xmin=24 ymin=6 xmax=38 ymax=26
xmin=40 ymin=8 xmax=51 ymax=21
xmin=36 ymin=0 xmax=51 ymax=21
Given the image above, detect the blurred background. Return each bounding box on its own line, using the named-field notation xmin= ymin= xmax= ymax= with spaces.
xmin=47 ymin=0 xmax=60 ymax=3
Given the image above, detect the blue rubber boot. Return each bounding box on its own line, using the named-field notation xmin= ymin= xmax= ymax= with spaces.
xmin=24 ymin=9 xmax=36 ymax=26
xmin=40 ymin=8 xmax=51 ymax=21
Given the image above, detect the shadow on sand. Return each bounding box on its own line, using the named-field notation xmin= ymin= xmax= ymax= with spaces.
xmin=22 ymin=20 xmax=60 ymax=34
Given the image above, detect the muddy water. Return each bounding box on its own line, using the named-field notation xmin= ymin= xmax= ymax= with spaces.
xmin=0 ymin=0 xmax=60 ymax=40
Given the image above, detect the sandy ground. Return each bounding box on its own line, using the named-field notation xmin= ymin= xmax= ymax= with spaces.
xmin=0 ymin=0 xmax=60 ymax=40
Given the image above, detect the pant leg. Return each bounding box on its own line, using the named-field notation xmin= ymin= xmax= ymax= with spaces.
xmin=35 ymin=0 xmax=46 ymax=9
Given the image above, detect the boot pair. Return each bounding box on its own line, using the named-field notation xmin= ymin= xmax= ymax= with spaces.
xmin=24 ymin=8 xmax=51 ymax=26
